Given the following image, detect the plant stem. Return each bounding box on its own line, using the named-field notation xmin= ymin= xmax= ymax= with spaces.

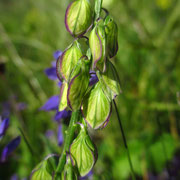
xmin=55 ymin=110 xmax=80 ymax=178
xmin=113 ymin=100 xmax=136 ymax=180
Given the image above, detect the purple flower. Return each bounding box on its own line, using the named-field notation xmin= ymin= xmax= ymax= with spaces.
xmin=40 ymin=95 xmax=71 ymax=121
xmin=40 ymin=95 xmax=59 ymax=111
xmin=53 ymin=50 xmax=62 ymax=60
xmin=54 ymin=110 xmax=71 ymax=121
xmin=89 ymin=71 xmax=98 ymax=86
xmin=57 ymin=125 xmax=63 ymax=146
xmin=0 ymin=136 xmax=21 ymax=162
xmin=44 ymin=50 xmax=62 ymax=80
xmin=80 ymin=170 xmax=93 ymax=179
xmin=0 ymin=117 xmax=9 ymax=138
xmin=45 ymin=66 xmax=57 ymax=80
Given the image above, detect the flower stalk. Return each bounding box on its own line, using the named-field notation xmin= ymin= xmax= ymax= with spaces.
xmin=55 ymin=110 xmax=80 ymax=178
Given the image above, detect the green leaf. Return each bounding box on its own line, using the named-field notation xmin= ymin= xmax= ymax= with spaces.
xmin=67 ymin=56 xmax=90 ymax=110
xmin=59 ymin=41 xmax=82 ymax=82
xmin=65 ymin=0 xmax=93 ymax=37
xmin=31 ymin=159 xmax=53 ymax=180
xmin=105 ymin=16 xmax=118 ymax=58
xmin=59 ymin=82 xmax=68 ymax=111
xmin=89 ymin=20 xmax=106 ymax=72
xmin=70 ymin=127 xmax=97 ymax=177
xmin=82 ymin=82 xmax=112 ymax=129
xmin=95 ymin=0 xmax=102 ymax=20
xmin=97 ymin=60 xmax=122 ymax=101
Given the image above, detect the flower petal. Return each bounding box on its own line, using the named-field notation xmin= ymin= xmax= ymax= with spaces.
xmin=44 ymin=67 xmax=57 ymax=80
xmin=89 ymin=71 xmax=98 ymax=86
xmin=0 ymin=117 xmax=9 ymax=138
xmin=40 ymin=96 xmax=59 ymax=111
xmin=53 ymin=50 xmax=62 ymax=60
xmin=0 ymin=136 xmax=21 ymax=162
xmin=54 ymin=110 xmax=71 ymax=121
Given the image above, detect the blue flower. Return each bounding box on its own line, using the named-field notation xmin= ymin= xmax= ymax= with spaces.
xmin=53 ymin=50 xmax=62 ymax=60
xmin=54 ymin=110 xmax=71 ymax=121
xmin=0 ymin=136 xmax=21 ymax=162
xmin=40 ymin=95 xmax=59 ymax=111
xmin=40 ymin=95 xmax=71 ymax=121
xmin=0 ymin=117 xmax=9 ymax=139
xmin=44 ymin=50 xmax=62 ymax=80
xmin=89 ymin=71 xmax=99 ymax=86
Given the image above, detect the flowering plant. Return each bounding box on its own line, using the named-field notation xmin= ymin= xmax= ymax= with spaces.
xmin=31 ymin=0 xmax=135 ymax=179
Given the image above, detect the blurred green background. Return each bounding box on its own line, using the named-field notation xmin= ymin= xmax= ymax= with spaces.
xmin=0 ymin=0 xmax=180 ymax=179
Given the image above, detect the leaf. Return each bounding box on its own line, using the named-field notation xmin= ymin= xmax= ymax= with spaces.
xmin=94 ymin=0 xmax=103 ymax=19
xmin=105 ymin=16 xmax=118 ymax=58
xmin=59 ymin=41 xmax=82 ymax=82
xmin=31 ymin=159 xmax=53 ymax=180
xmin=70 ymin=128 xmax=97 ymax=177
xmin=97 ymin=60 xmax=122 ymax=101
xmin=65 ymin=0 xmax=93 ymax=37
xmin=59 ymin=82 xmax=68 ymax=111
xmin=67 ymin=56 xmax=90 ymax=110
xmin=89 ymin=20 xmax=106 ymax=72
xmin=82 ymin=82 xmax=112 ymax=129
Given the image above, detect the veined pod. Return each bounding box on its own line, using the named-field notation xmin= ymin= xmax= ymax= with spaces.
xmin=31 ymin=159 xmax=53 ymax=180
xmin=104 ymin=16 xmax=118 ymax=58
xmin=97 ymin=60 xmax=122 ymax=101
xmin=89 ymin=19 xmax=107 ymax=72
xmin=70 ymin=125 xmax=97 ymax=177
xmin=82 ymin=82 xmax=112 ymax=129
xmin=57 ymin=41 xmax=82 ymax=82
xmin=67 ymin=56 xmax=90 ymax=111
xmin=65 ymin=0 xmax=93 ymax=37
xmin=59 ymin=82 xmax=68 ymax=111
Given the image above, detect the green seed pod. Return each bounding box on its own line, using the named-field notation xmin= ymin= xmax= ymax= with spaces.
xmin=62 ymin=153 xmax=78 ymax=180
xmin=82 ymin=82 xmax=112 ymax=129
xmin=89 ymin=19 xmax=107 ymax=72
xmin=59 ymin=82 xmax=68 ymax=111
xmin=57 ymin=41 xmax=82 ymax=82
xmin=97 ymin=60 xmax=122 ymax=101
xmin=65 ymin=0 xmax=93 ymax=37
xmin=31 ymin=159 xmax=53 ymax=180
xmin=67 ymin=56 xmax=90 ymax=111
xmin=70 ymin=125 xmax=97 ymax=177
xmin=104 ymin=16 xmax=118 ymax=58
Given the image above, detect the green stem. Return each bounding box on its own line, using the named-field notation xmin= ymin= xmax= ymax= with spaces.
xmin=55 ymin=110 xmax=80 ymax=178
xmin=113 ymin=100 xmax=136 ymax=180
